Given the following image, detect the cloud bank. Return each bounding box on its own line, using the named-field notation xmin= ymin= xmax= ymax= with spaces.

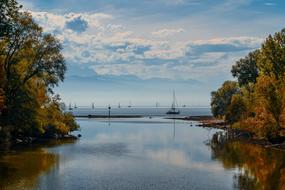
xmin=31 ymin=11 xmax=262 ymax=82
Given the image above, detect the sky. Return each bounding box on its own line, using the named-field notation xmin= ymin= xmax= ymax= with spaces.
xmin=18 ymin=0 xmax=285 ymax=107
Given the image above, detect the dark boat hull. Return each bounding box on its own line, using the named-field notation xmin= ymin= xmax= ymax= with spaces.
xmin=166 ymin=111 xmax=180 ymax=115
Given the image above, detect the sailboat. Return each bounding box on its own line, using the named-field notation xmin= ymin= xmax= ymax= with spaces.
xmin=166 ymin=91 xmax=180 ymax=115
xmin=68 ymin=102 xmax=73 ymax=110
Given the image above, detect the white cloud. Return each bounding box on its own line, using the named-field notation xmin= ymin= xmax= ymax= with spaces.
xmin=157 ymin=0 xmax=202 ymax=6
xmin=92 ymin=63 xmax=176 ymax=80
xmin=29 ymin=11 xmax=263 ymax=82
xmin=31 ymin=11 xmax=113 ymax=33
xmin=151 ymin=28 xmax=185 ymax=38
xmin=219 ymin=0 xmax=254 ymax=10
xmin=264 ymin=2 xmax=276 ymax=6
xmin=193 ymin=36 xmax=262 ymax=47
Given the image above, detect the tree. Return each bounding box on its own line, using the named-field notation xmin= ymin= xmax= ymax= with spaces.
xmin=211 ymin=81 xmax=239 ymax=118
xmin=211 ymin=28 xmax=285 ymax=139
xmin=225 ymin=94 xmax=247 ymax=124
xmin=1 ymin=12 xmax=66 ymax=125
xmin=252 ymin=76 xmax=285 ymax=138
xmin=231 ymin=50 xmax=259 ymax=86
xmin=0 ymin=51 xmax=5 ymax=114
xmin=0 ymin=0 xmax=78 ymax=140
xmin=257 ymin=29 xmax=285 ymax=80
xmin=0 ymin=0 xmax=22 ymax=38
xmin=36 ymin=95 xmax=79 ymax=137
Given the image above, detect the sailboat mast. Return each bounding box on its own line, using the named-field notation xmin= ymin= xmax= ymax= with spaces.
xmin=166 ymin=90 xmax=180 ymax=115
xmin=172 ymin=90 xmax=175 ymax=111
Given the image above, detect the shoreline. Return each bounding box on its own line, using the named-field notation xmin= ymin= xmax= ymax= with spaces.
xmin=179 ymin=115 xmax=227 ymax=128
xmin=181 ymin=115 xmax=285 ymax=151
xmin=75 ymin=115 xmax=143 ymax=118
xmin=0 ymin=134 xmax=79 ymax=151
xmin=3 ymin=115 xmax=285 ymax=151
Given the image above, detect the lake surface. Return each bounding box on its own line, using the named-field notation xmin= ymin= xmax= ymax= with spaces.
xmin=69 ymin=107 xmax=211 ymax=117
xmin=1 ymin=117 xmax=285 ymax=189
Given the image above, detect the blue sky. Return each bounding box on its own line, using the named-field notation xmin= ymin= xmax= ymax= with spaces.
xmin=19 ymin=0 xmax=285 ymax=107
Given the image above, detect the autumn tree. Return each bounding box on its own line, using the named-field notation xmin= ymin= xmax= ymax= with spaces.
xmin=211 ymin=81 xmax=239 ymax=118
xmin=0 ymin=46 xmax=5 ymax=114
xmin=211 ymin=28 xmax=285 ymax=139
xmin=0 ymin=0 xmax=78 ymax=140
xmin=225 ymin=94 xmax=247 ymax=124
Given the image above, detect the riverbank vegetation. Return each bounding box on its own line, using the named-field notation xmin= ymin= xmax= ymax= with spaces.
xmin=0 ymin=0 xmax=79 ymax=144
xmin=211 ymin=28 xmax=285 ymax=140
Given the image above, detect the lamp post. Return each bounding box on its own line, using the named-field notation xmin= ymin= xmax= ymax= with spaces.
xmin=108 ymin=105 xmax=111 ymax=126
xmin=108 ymin=105 xmax=111 ymax=119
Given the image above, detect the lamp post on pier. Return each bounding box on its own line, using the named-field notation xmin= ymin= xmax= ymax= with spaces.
xmin=108 ymin=105 xmax=111 ymax=119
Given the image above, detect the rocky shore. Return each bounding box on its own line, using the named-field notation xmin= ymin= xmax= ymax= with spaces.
xmin=182 ymin=116 xmax=227 ymax=128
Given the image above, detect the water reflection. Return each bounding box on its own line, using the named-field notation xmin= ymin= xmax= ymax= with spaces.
xmin=1 ymin=118 xmax=285 ymax=189
xmin=208 ymin=132 xmax=285 ymax=190
xmin=0 ymin=139 xmax=76 ymax=190
xmin=173 ymin=119 xmax=176 ymax=139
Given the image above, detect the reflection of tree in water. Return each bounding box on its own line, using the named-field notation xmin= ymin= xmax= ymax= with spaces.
xmin=208 ymin=132 xmax=285 ymax=190
xmin=0 ymin=139 xmax=76 ymax=190
xmin=233 ymin=170 xmax=259 ymax=190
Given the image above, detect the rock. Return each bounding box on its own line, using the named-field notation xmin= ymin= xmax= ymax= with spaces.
xmin=16 ymin=139 xmax=23 ymax=143
xmin=52 ymin=134 xmax=59 ymax=139
xmin=28 ymin=137 xmax=34 ymax=143
xmin=269 ymin=137 xmax=285 ymax=144
xmin=78 ymin=134 xmax=82 ymax=138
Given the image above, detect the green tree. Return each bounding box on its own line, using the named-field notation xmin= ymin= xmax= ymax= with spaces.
xmin=257 ymin=29 xmax=285 ymax=80
xmin=0 ymin=0 xmax=22 ymax=38
xmin=231 ymin=50 xmax=259 ymax=86
xmin=211 ymin=81 xmax=239 ymax=118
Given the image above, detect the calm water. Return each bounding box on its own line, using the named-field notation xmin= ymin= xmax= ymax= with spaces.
xmin=69 ymin=107 xmax=211 ymax=117
xmin=1 ymin=117 xmax=285 ymax=189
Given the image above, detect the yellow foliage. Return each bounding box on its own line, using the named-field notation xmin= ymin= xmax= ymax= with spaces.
xmin=0 ymin=0 xmax=79 ymax=139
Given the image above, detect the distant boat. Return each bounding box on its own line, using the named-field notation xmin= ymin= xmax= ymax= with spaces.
xmin=128 ymin=101 xmax=132 ymax=108
xmin=156 ymin=102 xmax=159 ymax=108
xmin=74 ymin=103 xmax=77 ymax=109
xmin=92 ymin=103 xmax=95 ymax=109
xmin=166 ymin=91 xmax=180 ymax=115
xmin=68 ymin=102 xmax=73 ymax=110
xmin=118 ymin=103 xmax=121 ymax=108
